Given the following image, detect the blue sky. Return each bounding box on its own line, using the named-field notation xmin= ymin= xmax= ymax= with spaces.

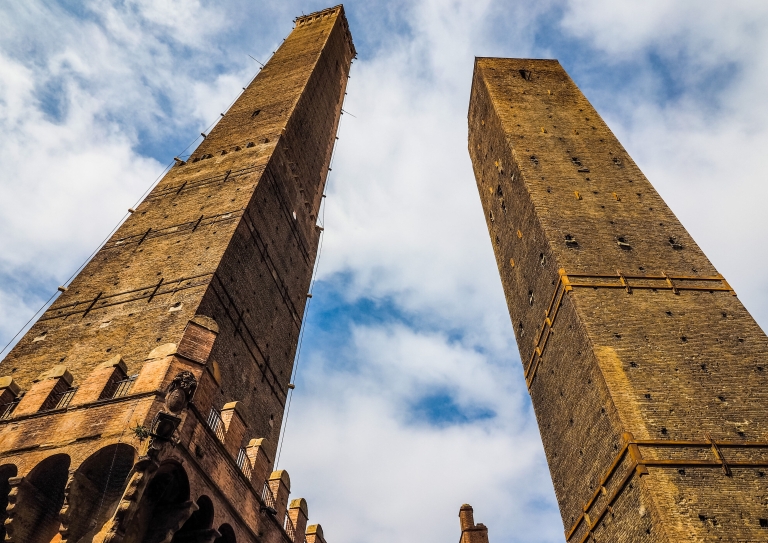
xmin=1 ymin=1 xmax=768 ymax=542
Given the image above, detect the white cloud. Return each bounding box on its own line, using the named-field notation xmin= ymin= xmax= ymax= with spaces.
xmin=279 ymin=324 xmax=558 ymax=543
xmin=2 ymin=1 xmax=768 ymax=542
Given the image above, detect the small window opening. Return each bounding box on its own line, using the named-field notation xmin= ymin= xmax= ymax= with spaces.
xmin=528 ymin=291 xmax=535 ymax=306
xmin=564 ymin=234 xmax=578 ymax=248
xmin=519 ymin=69 xmax=532 ymax=81
xmin=496 ymin=185 xmax=503 ymax=197
xmin=571 ymin=157 xmax=582 ymax=166
xmin=669 ymin=237 xmax=683 ymax=250
xmin=617 ymin=237 xmax=632 ymax=250
xmin=246 ymin=142 xmax=255 ymax=148
xmin=252 ymin=109 xmax=261 ymax=117
xmin=500 ymin=200 xmax=507 ymax=213
xmin=539 ymin=253 xmax=546 ymax=266
xmin=612 ymin=157 xmax=622 ymax=166
xmin=530 ymin=155 xmax=539 ymax=166
xmin=760 ymin=519 xmax=768 ymax=528
xmin=489 ymin=210 xmax=494 ymax=223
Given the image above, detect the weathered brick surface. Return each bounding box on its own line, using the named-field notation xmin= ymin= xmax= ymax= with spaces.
xmin=459 ymin=504 xmax=490 ymax=543
xmin=288 ymin=498 xmax=309 ymax=543
xmin=0 ymin=6 xmax=353 ymax=542
xmin=469 ymin=58 xmax=768 ymax=542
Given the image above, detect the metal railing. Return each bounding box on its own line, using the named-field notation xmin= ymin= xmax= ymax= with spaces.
xmin=284 ymin=512 xmax=296 ymax=539
xmin=0 ymin=399 xmax=20 ymax=420
xmin=261 ymin=481 xmax=276 ymax=509
xmin=207 ymin=408 xmax=226 ymax=441
xmin=53 ymin=387 xmax=78 ymax=410
xmin=236 ymin=447 xmax=252 ymax=479
xmin=112 ymin=375 xmax=137 ymax=398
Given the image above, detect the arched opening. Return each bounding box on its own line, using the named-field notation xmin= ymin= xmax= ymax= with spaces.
xmin=171 ymin=495 xmax=220 ymax=542
xmin=0 ymin=464 xmax=18 ymax=541
xmin=6 ymin=453 xmax=70 ymax=543
xmin=62 ymin=443 xmax=136 ymax=543
xmin=121 ymin=461 xmax=194 ymax=543
xmin=214 ymin=523 xmax=236 ymax=543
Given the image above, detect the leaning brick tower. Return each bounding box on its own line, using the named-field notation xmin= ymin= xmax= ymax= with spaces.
xmin=469 ymin=58 xmax=768 ymax=542
xmin=0 ymin=6 xmax=353 ymax=543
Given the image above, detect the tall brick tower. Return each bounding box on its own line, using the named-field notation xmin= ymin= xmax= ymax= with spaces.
xmin=0 ymin=6 xmax=353 ymax=543
xmin=469 ymin=59 xmax=768 ymax=542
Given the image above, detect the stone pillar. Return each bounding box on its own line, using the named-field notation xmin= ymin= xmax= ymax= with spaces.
xmin=245 ymin=438 xmax=272 ymax=487
xmin=305 ymin=524 xmax=326 ymax=543
xmin=220 ymin=401 xmax=247 ymax=457
xmin=0 ymin=377 xmax=20 ymax=408
xmin=459 ymin=504 xmax=489 ymax=543
xmin=177 ymin=315 xmax=219 ymax=364
xmin=131 ymin=343 xmax=178 ymax=394
xmin=287 ymin=498 xmax=308 ymax=543
xmin=14 ymin=365 xmax=73 ymax=416
xmin=70 ymin=355 xmax=127 ymax=405
xmin=268 ymin=470 xmax=291 ymax=520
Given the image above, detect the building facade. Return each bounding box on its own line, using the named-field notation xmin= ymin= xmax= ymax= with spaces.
xmin=469 ymin=58 xmax=768 ymax=542
xmin=0 ymin=5 xmax=354 ymax=543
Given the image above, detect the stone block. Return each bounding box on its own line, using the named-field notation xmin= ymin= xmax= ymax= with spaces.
xmin=0 ymin=377 xmax=20 ymax=407
xmin=306 ymin=524 xmax=326 ymax=543
xmin=268 ymin=469 xmax=291 ymax=520
xmin=220 ymin=401 xmax=247 ymax=457
xmin=70 ymin=355 xmax=127 ymax=406
xmin=245 ymin=437 xmax=273 ymax=487
xmin=14 ymin=365 xmax=73 ymax=416
xmin=288 ymin=497 xmax=309 ymax=543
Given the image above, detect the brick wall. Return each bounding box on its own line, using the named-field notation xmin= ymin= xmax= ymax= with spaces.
xmin=0 ymin=5 xmax=354 ymax=543
xmin=469 ymin=58 xmax=768 ymax=542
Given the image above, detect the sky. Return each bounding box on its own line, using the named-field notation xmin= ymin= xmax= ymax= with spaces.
xmin=1 ymin=1 xmax=768 ymax=542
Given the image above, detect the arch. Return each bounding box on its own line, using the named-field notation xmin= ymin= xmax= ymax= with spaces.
xmin=171 ymin=495 xmax=220 ymax=542
xmin=61 ymin=443 xmax=136 ymax=543
xmin=0 ymin=464 xmax=18 ymax=541
xmin=214 ymin=523 xmax=236 ymax=543
xmin=120 ymin=461 xmax=194 ymax=543
xmin=6 ymin=453 xmax=70 ymax=543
